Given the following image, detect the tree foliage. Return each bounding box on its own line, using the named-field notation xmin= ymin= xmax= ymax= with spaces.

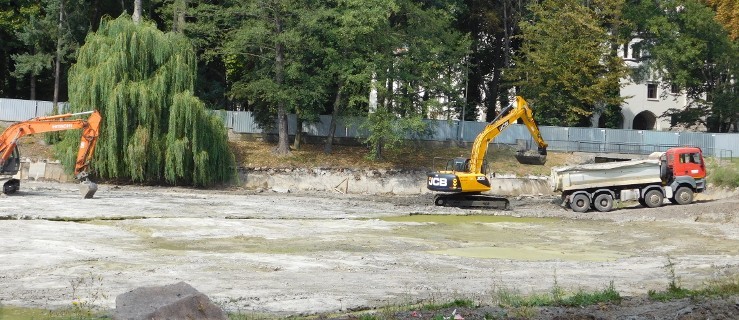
xmin=704 ymin=0 xmax=739 ymax=40
xmin=626 ymin=0 xmax=738 ymax=132
xmin=364 ymin=0 xmax=469 ymax=159
xmin=57 ymin=15 xmax=235 ymax=186
xmin=508 ymin=0 xmax=629 ymax=127
xmin=457 ymin=0 xmax=532 ymax=121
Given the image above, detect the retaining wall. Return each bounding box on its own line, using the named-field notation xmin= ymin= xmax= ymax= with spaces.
xmin=15 ymin=161 xmax=553 ymax=196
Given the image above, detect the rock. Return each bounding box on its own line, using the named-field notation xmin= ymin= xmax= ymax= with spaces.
xmin=113 ymin=282 xmax=227 ymax=320
xmin=271 ymin=187 xmax=290 ymax=193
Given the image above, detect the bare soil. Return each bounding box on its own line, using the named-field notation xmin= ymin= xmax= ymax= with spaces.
xmin=0 ymin=181 xmax=737 ymax=319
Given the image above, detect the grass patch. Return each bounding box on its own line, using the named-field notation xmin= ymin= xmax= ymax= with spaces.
xmin=496 ymin=282 xmax=622 ymax=308
xmin=707 ymin=157 xmax=739 ymax=188
xmin=648 ymin=276 xmax=739 ymax=302
xmin=648 ymin=256 xmax=739 ymax=302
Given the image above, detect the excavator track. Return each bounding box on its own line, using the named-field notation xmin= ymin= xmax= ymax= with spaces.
xmin=433 ymin=193 xmax=510 ymax=210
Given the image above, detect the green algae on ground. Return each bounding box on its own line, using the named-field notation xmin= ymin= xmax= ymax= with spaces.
xmin=429 ymin=245 xmax=625 ymax=261
xmin=381 ymin=214 xmax=552 ymax=225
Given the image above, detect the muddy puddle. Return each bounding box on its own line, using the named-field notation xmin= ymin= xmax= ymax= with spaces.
xmin=378 ymin=214 xmax=736 ymax=262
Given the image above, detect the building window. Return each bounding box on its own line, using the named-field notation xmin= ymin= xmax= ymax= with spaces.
xmin=670 ymin=83 xmax=679 ymax=94
xmin=623 ymin=43 xmax=629 ymax=59
xmin=647 ymin=83 xmax=657 ymax=99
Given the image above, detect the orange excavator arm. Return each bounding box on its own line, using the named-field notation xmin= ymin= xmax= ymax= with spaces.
xmin=0 ymin=110 xmax=102 ymax=197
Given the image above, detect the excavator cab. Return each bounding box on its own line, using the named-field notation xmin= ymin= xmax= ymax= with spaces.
xmin=447 ymin=157 xmax=470 ymax=172
xmin=1 ymin=146 xmax=21 ymax=175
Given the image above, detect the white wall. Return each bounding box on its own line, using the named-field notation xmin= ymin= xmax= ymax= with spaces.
xmin=618 ymin=39 xmax=689 ymax=131
xmin=620 ymin=79 xmax=688 ymax=130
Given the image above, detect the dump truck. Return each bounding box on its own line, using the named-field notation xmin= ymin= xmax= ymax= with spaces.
xmin=551 ymin=147 xmax=706 ymax=212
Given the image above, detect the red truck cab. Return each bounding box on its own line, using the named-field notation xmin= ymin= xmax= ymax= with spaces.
xmin=665 ymin=147 xmax=707 ymax=180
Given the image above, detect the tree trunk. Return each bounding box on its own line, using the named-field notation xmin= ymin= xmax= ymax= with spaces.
xmin=274 ymin=16 xmax=290 ymax=155
xmin=324 ymin=82 xmax=342 ymax=154
xmin=293 ymin=114 xmax=303 ymax=150
xmin=30 ymin=73 xmax=36 ymax=100
xmin=53 ymin=0 xmax=64 ymax=114
xmin=132 ymin=0 xmax=142 ymax=23
xmin=374 ymin=137 xmax=383 ymax=160
xmin=173 ymin=0 xmax=186 ymax=32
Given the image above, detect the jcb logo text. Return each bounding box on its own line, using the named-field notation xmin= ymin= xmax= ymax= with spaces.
xmin=428 ymin=177 xmax=448 ymax=187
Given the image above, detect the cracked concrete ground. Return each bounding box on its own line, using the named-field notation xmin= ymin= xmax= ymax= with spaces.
xmin=0 ymin=181 xmax=737 ymax=317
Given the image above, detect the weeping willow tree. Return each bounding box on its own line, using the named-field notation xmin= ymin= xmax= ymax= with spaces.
xmin=56 ymin=14 xmax=235 ymax=187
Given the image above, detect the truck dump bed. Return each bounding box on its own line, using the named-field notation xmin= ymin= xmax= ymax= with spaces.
xmin=551 ymin=160 xmax=662 ymax=192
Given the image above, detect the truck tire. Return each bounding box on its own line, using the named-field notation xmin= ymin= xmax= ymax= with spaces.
xmin=570 ymin=194 xmax=590 ymax=212
xmin=643 ymin=189 xmax=664 ymax=208
xmin=673 ymin=187 xmax=694 ymax=205
xmin=593 ymin=193 xmax=614 ymax=212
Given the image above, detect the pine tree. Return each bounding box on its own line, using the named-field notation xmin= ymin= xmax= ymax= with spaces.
xmin=57 ymin=14 xmax=235 ymax=186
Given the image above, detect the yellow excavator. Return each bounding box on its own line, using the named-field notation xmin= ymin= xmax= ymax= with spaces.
xmin=427 ymin=96 xmax=548 ymax=209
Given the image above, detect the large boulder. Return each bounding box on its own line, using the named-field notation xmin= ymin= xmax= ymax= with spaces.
xmin=113 ymin=282 xmax=227 ymax=320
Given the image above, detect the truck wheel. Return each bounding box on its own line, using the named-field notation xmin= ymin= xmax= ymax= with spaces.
xmin=638 ymin=198 xmax=647 ymax=207
xmin=570 ymin=194 xmax=590 ymax=212
xmin=673 ymin=187 xmax=694 ymax=205
xmin=593 ymin=193 xmax=613 ymax=212
xmin=643 ymin=189 xmax=664 ymax=208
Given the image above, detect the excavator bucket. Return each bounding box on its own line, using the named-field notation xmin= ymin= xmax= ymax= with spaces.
xmin=79 ymin=180 xmax=98 ymax=199
xmin=515 ymin=149 xmax=547 ymax=165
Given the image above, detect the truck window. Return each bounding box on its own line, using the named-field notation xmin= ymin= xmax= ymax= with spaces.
xmin=679 ymin=153 xmax=687 ymax=164
xmin=690 ymin=153 xmax=702 ymax=164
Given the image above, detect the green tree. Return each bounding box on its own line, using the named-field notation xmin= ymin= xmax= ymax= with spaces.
xmin=508 ymin=0 xmax=629 ymax=127
xmin=312 ymin=0 xmax=397 ymax=153
xmin=457 ymin=0 xmax=533 ymax=122
xmin=625 ymin=0 xmax=738 ymax=132
xmin=57 ymin=14 xmax=235 ymax=186
xmin=224 ymin=0 xmax=314 ymax=156
xmin=151 ymin=0 xmax=232 ymax=110
xmin=11 ymin=2 xmax=53 ymax=100
xmin=365 ymin=0 xmax=469 ymax=159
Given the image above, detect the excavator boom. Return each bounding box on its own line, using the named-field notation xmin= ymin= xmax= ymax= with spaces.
xmin=427 ymin=96 xmax=548 ymax=209
xmin=0 ymin=110 xmax=102 ymax=198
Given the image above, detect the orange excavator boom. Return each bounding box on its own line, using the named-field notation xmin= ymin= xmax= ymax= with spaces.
xmin=0 ymin=110 xmax=102 ymax=198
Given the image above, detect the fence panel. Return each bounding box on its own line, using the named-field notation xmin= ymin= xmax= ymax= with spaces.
xmin=713 ymin=134 xmax=737 ymax=159
xmin=336 ymin=116 xmax=367 ymax=138
xmin=0 ymin=99 xmax=70 ymax=122
xmin=4 ymin=99 xmax=739 ymax=157
xmin=540 ymin=126 xmax=571 ymax=151
xmin=568 ymin=127 xmax=606 ymax=152
xmin=423 ymin=119 xmax=455 ymax=141
xmin=0 ymin=99 xmax=38 ymax=121
xmin=642 ymin=131 xmax=679 ymax=154
xmin=461 ymin=121 xmax=487 ymax=142
xmin=494 ymin=124 xmax=528 ymax=145
xmin=679 ymin=132 xmax=715 ymax=156
xmin=232 ymin=111 xmax=263 ymax=133
xmin=604 ymin=129 xmax=642 ymax=154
